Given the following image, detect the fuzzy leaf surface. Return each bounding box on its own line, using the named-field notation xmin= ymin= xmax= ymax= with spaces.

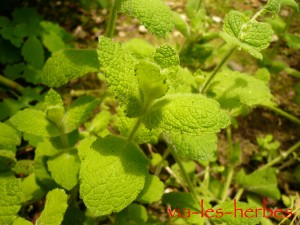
xmin=220 ymin=10 xmax=273 ymax=59
xmin=13 ymin=217 xmax=32 ymax=225
xmin=98 ymin=36 xmax=143 ymax=117
xmin=120 ymin=0 xmax=174 ymax=37
xmin=10 ymin=109 xmax=61 ymax=137
xmin=262 ymin=0 xmax=280 ymax=14
xmin=142 ymin=94 xmax=230 ymax=135
xmin=63 ymin=96 xmax=99 ymax=133
xmin=236 ymin=168 xmax=281 ymax=200
xmin=208 ymin=70 xmax=275 ymax=108
xmin=0 ymin=122 xmax=21 ymax=150
xmin=0 ymin=172 xmax=22 ymax=225
xmin=36 ymin=189 xmax=68 ymax=225
xmin=48 ymin=152 xmax=80 ymax=191
xmin=167 ymin=133 xmax=217 ymax=160
xmin=42 ymin=49 xmax=99 ymax=87
xmin=80 ymin=135 xmax=148 ymax=216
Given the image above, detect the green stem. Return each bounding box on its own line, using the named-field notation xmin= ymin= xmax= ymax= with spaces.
xmin=163 ymin=134 xmax=201 ymax=203
xmin=221 ymin=167 xmax=234 ymax=202
xmin=257 ymin=141 xmax=300 ymax=171
xmin=234 ymin=188 xmax=244 ymax=201
xmin=127 ymin=118 xmax=142 ymax=142
xmin=201 ymin=47 xmax=235 ymax=93
xmin=105 ymin=0 xmax=121 ymax=38
xmin=265 ymin=105 xmax=300 ymax=125
xmin=221 ymin=127 xmax=234 ymax=202
xmin=0 ymin=75 xmax=24 ymax=92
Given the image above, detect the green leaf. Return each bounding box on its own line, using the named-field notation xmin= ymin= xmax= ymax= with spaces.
xmin=124 ymin=38 xmax=155 ymax=59
xmin=0 ymin=122 xmax=21 ymax=150
xmin=172 ymin=12 xmax=190 ymax=37
xmin=44 ymin=89 xmax=65 ymax=126
xmin=167 ymin=133 xmax=217 ymax=160
xmin=4 ymin=63 xmax=25 ymax=80
xmin=77 ymin=136 xmax=97 ymax=161
xmin=12 ymin=160 xmax=34 ymax=176
xmin=153 ymin=44 xmax=180 ymax=69
xmin=117 ymin=110 xmax=160 ymax=144
xmin=262 ymin=0 xmax=280 ymax=15
xmin=13 ymin=217 xmax=32 ymax=225
xmin=0 ymin=38 xmax=21 ymax=64
xmin=0 ymin=150 xmax=17 ymax=171
xmin=115 ymin=204 xmax=148 ymax=225
xmin=163 ymin=192 xmax=205 ymax=224
xmin=285 ymin=34 xmax=300 ymax=50
xmin=220 ymin=11 xmax=273 ymax=59
xmin=208 ymin=70 xmax=275 ymax=109
xmin=120 ymin=0 xmax=174 ymax=37
xmin=21 ymin=173 xmax=46 ymax=203
xmin=79 ymin=135 xmax=148 ymax=216
xmin=10 ymin=108 xmax=61 ymax=137
xmin=136 ymin=61 xmax=168 ymax=100
xmin=48 ymin=151 xmax=80 ymax=191
xmin=21 ymin=36 xmax=44 ymax=69
xmin=211 ymin=200 xmax=260 ymax=225
xmin=235 ymin=168 xmax=281 ymax=200
xmin=42 ymin=49 xmax=99 ymax=87
xmin=36 ymin=188 xmax=68 ymax=225
xmin=142 ymin=94 xmax=230 ymax=135
xmin=63 ymin=96 xmax=99 ymax=133
xmin=137 ymin=175 xmax=164 ymax=203
xmin=280 ymin=0 xmax=299 ymax=11
xmin=0 ymin=172 xmax=22 ymax=225
xmin=97 ymin=36 xmax=143 ymax=117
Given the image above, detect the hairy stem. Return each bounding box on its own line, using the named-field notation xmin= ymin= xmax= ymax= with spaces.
xmin=265 ymin=105 xmax=300 ymax=125
xmin=257 ymin=141 xmax=300 ymax=171
xmin=162 ymin=134 xmax=201 ymax=203
xmin=105 ymin=0 xmax=121 ymax=38
xmin=201 ymin=47 xmax=235 ymax=93
xmin=0 ymin=75 xmax=24 ymax=93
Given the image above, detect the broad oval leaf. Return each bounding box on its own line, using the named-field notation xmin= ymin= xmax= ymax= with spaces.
xmin=79 ymin=135 xmax=148 ymax=216
xmin=142 ymin=94 xmax=230 ymax=135
xmin=120 ymin=0 xmax=174 ymax=37
xmin=42 ymin=49 xmax=99 ymax=87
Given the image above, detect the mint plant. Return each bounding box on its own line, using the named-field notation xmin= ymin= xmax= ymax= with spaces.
xmin=1 ymin=0 xmax=300 ymax=224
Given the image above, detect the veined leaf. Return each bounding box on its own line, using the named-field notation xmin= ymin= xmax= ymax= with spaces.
xmin=0 ymin=122 xmax=21 ymax=150
xmin=123 ymin=38 xmax=155 ymax=59
xmin=120 ymin=0 xmax=174 ymax=37
xmin=280 ymin=0 xmax=299 ymax=11
xmin=167 ymin=133 xmax=217 ymax=160
xmin=79 ymin=135 xmax=148 ymax=216
xmin=98 ymin=37 xmax=143 ymax=117
xmin=48 ymin=151 xmax=80 ymax=191
xmin=42 ymin=49 xmax=99 ymax=87
xmin=10 ymin=108 xmax=61 ymax=137
xmin=207 ymin=70 xmax=275 ymax=108
xmin=153 ymin=44 xmax=180 ymax=69
xmin=21 ymin=36 xmax=44 ymax=69
xmin=63 ymin=96 xmax=99 ymax=133
xmin=36 ymin=189 xmax=68 ymax=225
xmin=220 ymin=10 xmax=273 ymax=59
xmin=142 ymin=94 xmax=230 ymax=135
xmin=235 ymin=168 xmax=281 ymax=200
xmin=13 ymin=217 xmax=32 ymax=225
xmin=262 ymin=0 xmax=280 ymax=15
xmin=0 ymin=172 xmax=22 ymax=225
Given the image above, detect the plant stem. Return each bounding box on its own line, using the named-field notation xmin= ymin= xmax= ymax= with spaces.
xmin=105 ymin=0 xmax=121 ymax=38
xmin=234 ymin=188 xmax=244 ymax=201
xmin=221 ymin=127 xmax=234 ymax=202
xmin=265 ymin=105 xmax=300 ymax=125
xmin=201 ymin=47 xmax=235 ymax=93
xmin=221 ymin=166 xmax=234 ymax=202
xmin=257 ymin=141 xmax=300 ymax=171
xmin=162 ymin=134 xmax=201 ymax=203
xmin=127 ymin=118 xmax=142 ymax=142
xmin=0 ymin=75 xmax=24 ymax=92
